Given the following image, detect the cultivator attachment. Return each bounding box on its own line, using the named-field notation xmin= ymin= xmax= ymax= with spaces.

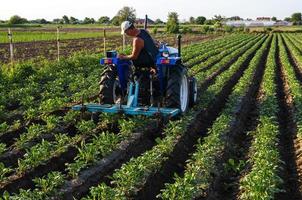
xmin=72 ymin=81 xmax=181 ymax=118
xmin=72 ymin=104 xmax=180 ymax=117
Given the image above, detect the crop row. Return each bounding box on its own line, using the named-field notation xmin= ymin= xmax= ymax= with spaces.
xmin=238 ymin=34 xmax=283 ymax=199
xmin=278 ymin=34 xmax=302 ymax=138
xmin=159 ymin=34 xmax=271 ymax=200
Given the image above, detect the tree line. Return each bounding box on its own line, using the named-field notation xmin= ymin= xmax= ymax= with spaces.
xmin=0 ymin=6 xmax=301 ymax=27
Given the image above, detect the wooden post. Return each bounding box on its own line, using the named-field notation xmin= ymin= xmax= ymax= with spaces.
xmin=8 ymin=28 xmax=14 ymax=63
xmin=144 ymin=15 xmax=148 ymax=30
xmin=56 ymin=26 xmax=60 ymax=61
xmin=122 ymin=33 xmax=125 ymax=51
xmin=103 ymin=29 xmax=106 ymax=56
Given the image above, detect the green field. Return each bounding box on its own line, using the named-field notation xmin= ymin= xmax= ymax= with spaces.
xmin=0 ymin=33 xmax=301 ymax=199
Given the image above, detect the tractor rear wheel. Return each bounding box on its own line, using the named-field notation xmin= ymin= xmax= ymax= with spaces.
xmin=165 ymin=66 xmax=189 ymax=113
xmin=99 ymin=65 xmax=122 ymax=104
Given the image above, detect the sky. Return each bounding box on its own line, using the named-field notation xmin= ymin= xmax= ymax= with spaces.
xmin=0 ymin=0 xmax=301 ymax=21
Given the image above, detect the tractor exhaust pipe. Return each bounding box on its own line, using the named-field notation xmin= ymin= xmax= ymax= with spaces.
xmin=144 ymin=15 xmax=148 ymax=30
xmin=177 ymin=34 xmax=182 ymax=57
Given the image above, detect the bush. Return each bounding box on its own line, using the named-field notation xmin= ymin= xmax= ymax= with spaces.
xmin=201 ymin=25 xmax=209 ymax=33
xmin=236 ymin=26 xmax=245 ymax=32
xmin=166 ymin=12 xmax=179 ymax=33
xmin=265 ymin=27 xmax=273 ymax=32
xmin=201 ymin=25 xmax=211 ymax=33
xmin=181 ymin=27 xmax=193 ymax=34
xmin=224 ymin=25 xmax=234 ymax=33
xmin=8 ymin=15 xmax=28 ymax=25
xmin=152 ymin=27 xmax=158 ymax=34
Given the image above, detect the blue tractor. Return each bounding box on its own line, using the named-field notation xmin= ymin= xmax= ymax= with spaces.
xmin=72 ymin=35 xmax=197 ymax=118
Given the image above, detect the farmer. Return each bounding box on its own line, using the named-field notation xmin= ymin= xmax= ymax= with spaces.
xmin=118 ymin=21 xmax=159 ymax=73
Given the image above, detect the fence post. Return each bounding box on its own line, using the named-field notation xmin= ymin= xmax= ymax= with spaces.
xmin=8 ymin=28 xmax=14 ymax=63
xmin=122 ymin=33 xmax=125 ymax=51
xmin=103 ymin=29 xmax=106 ymax=56
xmin=57 ymin=26 xmax=60 ymax=61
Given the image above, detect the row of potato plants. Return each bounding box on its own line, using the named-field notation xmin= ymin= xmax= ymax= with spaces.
xmin=3 ymin=115 xmax=152 ymax=199
xmin=80 ymin=35 xmax=267 ymax=200
xmin=0 ymin=53 xmax=103 ymax=137
xmin=191 ymin=35 xmax=263 ymax=80
xmin=189 ymin=35 xmax=261 ymax=75
xmin=0 ymin=119 xmax=96 ymax=185
xmin=65 ymin=116 xmax=152 ymax=179
xmin=278 ymin=35 xmax=302 ymax=139
xmin=185 ymin=34 xmax=255 ymax=67
xmin=239 ymin=34 xmax=283 ymax=199
xmin=159 ymin=35 xmax=271 ymax=200
xmin=285 ymin=33 xmax=302 ymax=52
xmin=0 ymin=45 xmax=134 ymax=127
xmin=182 ymin=34 xmax=248 ymax=62
xmin=282 ymin=34 xmax=302 ymax=76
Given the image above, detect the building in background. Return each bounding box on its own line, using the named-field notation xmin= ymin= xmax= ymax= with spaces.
xmin=225 ymin=17 xmax=293 ymax=27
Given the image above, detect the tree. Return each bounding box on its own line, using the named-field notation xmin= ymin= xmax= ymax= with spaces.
xmin=53 ymin=18 xmax=63 ymax=24
xmin=284 ymin=17 xmax=291 ymax=22
xmin=8 ymin=15 xmax=28 ymax=25
xmin=271 ymin=16 xmax=277 ymax=21
xmin=154 ymin=19 xmax=163 ymax=24
xmin=83 ymin=17 xmax=95 ymax=24
xmin=214 ymin=21 xmax=223 ymax=29
xmin=111 ymin=16 xmax=120 ymax=26
xmin=116 ymin=6 xmax=136 ymax=24
xmin=204 ymin=19 xmax=214 ymax=25
xmin=189 ymin=17 xmax=195 ymax=24
xmin=166 ymin=12 xmax=179 ymax=33
xmin=98 ymin=16 xmax=110 ymax=24
xmin=62 ymin=15 xmax=70 ymax=24
xmin=30 ymin=19 xmax=48 ymax=24
xmin=229 ymin=16 xmax=242 ymax=21
xmin=213 ymin=15 xmax=224 ymax=22
xmin=70 ymin=16 xmax=79 ymax=24
xmin=40 ymin=19 xmax=48 ymax=24
xmin=291 ymin=12 xmax=302 ymax=24
xmin=195 ymin=16 xmax=206 ymax=24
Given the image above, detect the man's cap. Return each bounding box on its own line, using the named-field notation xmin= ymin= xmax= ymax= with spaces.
xmin=121 ymin=21 xmax=133 ymax=35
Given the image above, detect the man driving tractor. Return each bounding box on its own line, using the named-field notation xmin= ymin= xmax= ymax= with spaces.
xmin=117 ymin=21 xmax=159 ymax=104
xmin=118 ymin=21 xmax=159 ymax=73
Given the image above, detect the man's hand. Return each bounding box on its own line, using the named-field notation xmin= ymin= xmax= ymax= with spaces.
xmin=150 ymin=67 xmax=157 ymax=75
xmin=118 ymin=54 xmax=126 ymax=59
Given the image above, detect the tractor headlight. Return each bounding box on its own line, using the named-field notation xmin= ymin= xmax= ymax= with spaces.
xmin=162 ymin=51 xmax=169 ymax=58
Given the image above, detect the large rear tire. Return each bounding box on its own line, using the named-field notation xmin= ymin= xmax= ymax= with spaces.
xmin=165 ymin=66 xmax=189 ymax=113
xmin=99 ymin=65 xmax=122 ymax=104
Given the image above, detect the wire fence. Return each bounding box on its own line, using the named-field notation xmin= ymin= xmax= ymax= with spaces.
xmin=0 ymin=27 xmax=216 ymax=65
